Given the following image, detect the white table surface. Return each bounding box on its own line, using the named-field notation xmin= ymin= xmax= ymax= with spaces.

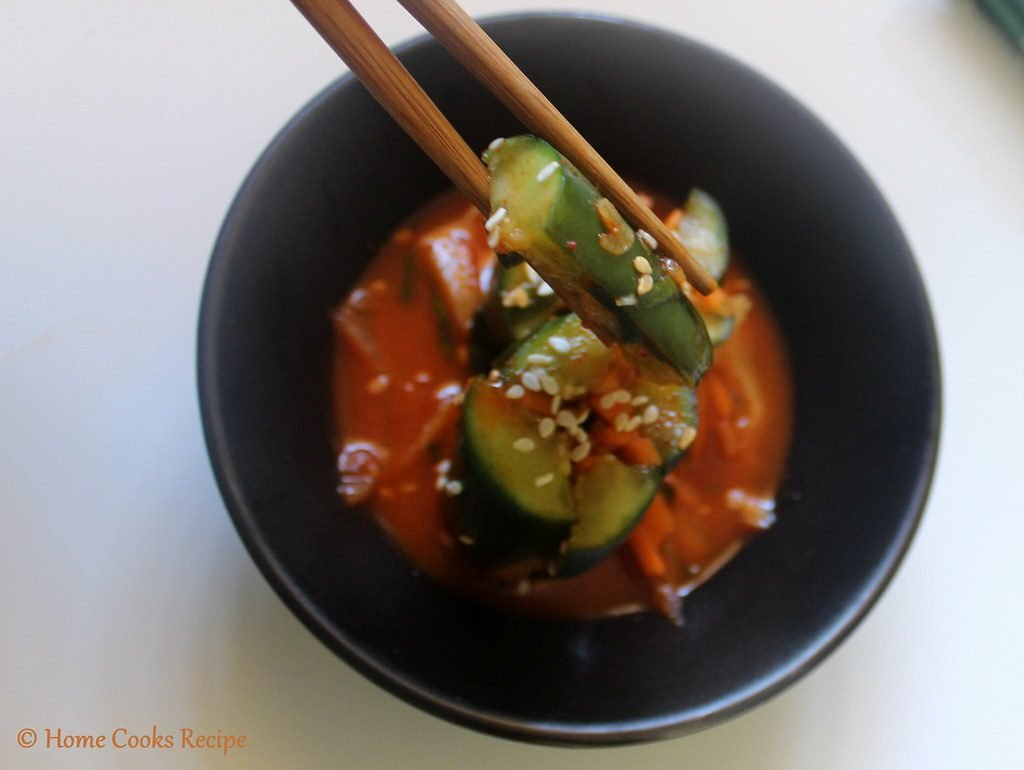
xmin=3 ymin=1 xmax=1022 ymax=767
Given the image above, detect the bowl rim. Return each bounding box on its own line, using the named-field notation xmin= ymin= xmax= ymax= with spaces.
xmin=198 ymin=10 xmax=942 ymax=745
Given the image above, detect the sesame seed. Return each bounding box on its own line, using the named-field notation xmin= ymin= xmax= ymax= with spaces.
xmin=631 ymin=395 xmax=650 ymax=406
xmin=506 ymin=384 xmax=526 ymax=400
xmin=614 ymin=412 xmax=630 ymax=432
xmin=598 ymin=391 xmax=619 ymax=410
xmin=615 ymin=294 xmax=638 ymax=306
xmin=457 ymin=533 xmax=474 ymax=545
xmin=540 ymin=374 xmax=560 ymax=395
xmin=527 ymin=353 xmax=553 ymax=365
xmin=534 ymin=473 xmax=555 ymax=487
xmin=576 ymin=406 xmax=591 ymax=423
xmin=555 ymin=410 xmax=578 ymax=429
xmin=632 ymin=255 xmax=653 ymax=275
xmin=513 ymin=437 xmax=535 ymax=452
xmin=614 ymin=389 xmax=633 ymax=404
xmin=637 ymin=274 xmax=654 ymax=296
xmin=436 ymin=459 xmax=451 ymax=474
xmin=548 ymin=336 xmax=571 ymax=353
xmin=637 ymin=229 xmax=659 ymax=250
xmin=570 ymin=442 xmax=592 ymax=462
xmin=487 ymin=369 xmax=501 ymax=382
xmin=568 ymin=384 xmax=589 ymax=399
xmin=501 ymin=285 xmax=531 ymax=308
xmin=538 ymin=417 xmax=556 ymax=438
xmin=536 ymin=281 xmax=555 ymax=297
xmin=642 ymin=404 xmax=660 ymax=424
xmin=677 ymin=425 xmax=698 ymax=450
xmin=487 ymin=228 xmax=500 ymax=249
xmin=536 ymin=160 xmax=560 ymax=182
xmin=521 ymin=370 xmax=542 ymax=392
xmin=626 ymin=415 xmax=644 ymax=432
xmin=444 ymin=480 xmax=464 ymax=496
xmin=488 ymin=137 xmax=506 ymax=151
xmin=550 ymin=395 xmax=562 ymax=414
xmin=484 ymin=206 xmax=507 ymax=231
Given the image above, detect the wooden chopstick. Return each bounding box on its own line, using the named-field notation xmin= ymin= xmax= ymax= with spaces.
xmin=290 ymin=0 xmax=716 ymax=294
xmin=291 ymin=0 xmax=490 ymax=212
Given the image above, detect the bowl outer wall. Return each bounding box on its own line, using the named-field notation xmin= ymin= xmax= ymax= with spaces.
xmin=198 ymin=13 xmax=941 ymax=745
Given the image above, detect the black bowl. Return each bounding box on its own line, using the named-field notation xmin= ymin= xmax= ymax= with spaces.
xmin=198 ymin=13 xmax=940 ymax=744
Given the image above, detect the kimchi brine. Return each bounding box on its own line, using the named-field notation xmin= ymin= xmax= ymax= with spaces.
xmin=331 ymin=185 xmax=792 ymax=622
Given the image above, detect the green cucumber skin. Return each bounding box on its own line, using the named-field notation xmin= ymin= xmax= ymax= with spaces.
xmin=455 ymin=378 xmax=574 ymax=569
xmin=486 ymin=136 xmax=712 ymax=386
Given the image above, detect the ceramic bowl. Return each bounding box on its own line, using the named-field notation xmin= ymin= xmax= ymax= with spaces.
xmin=198 ymin=13 xmax=940 ymax=744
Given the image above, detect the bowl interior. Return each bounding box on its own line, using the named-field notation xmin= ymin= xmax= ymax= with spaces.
xmin=199 ymin=14 xmax=940 ymax=744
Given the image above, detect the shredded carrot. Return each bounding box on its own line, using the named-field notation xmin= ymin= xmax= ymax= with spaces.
xmin=690 ymin=286 xmax=729 ymax=314
xmin=628 ymin=525 xmax=667 ymax=577
xmin=516 ymin=390 xmax=552 ymax=415
xmin=589 ymin=398 xmax=632 ymax=424
xmin=642 ymin=492 xmax=674 ymax=543
xmin=334 ymin=310 xmax=381 ymax=369
xmin=666 ymin=477 xmax=702 ymax=509
xmin=618 ymin=436 xmax=662 ymax=467
xmin=627 ymin=492 xmax=674 ymax=578
xmin=715 ymin=417 xmax=740 ymax=459
xmin=394 ymin=396 xmax=460 ymax=473
xmin=663 ymin=208 xmax=684 ymax=230
xmin=590 ymin=368 xmax=622 ymax=396
xmin=589 ymin=423 xmax=636 ymax=451
xmin=703 ymin=372 xmax=735 ymax=418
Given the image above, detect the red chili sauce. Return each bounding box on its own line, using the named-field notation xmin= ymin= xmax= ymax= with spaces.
xmin=331 ymin=189 xmax=793 ymax=621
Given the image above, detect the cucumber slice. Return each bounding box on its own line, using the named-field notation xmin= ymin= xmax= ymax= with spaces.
xmin=701 ymin=311 xmax=736 ymax=348
xmin=454 ymin=313 xmax=697 ymax=577
xmin=675 ymin=188 xmax=729 ymax=283
xmin=482 ymin=260 xmax=564 ymax=346
xmin=673 ymin=188 xmax=737 ymax=346
xmin=456 ymin=379 xmax=575 ymax=570
xmin=561 ymin=456 xmax=660 ymax=576
xmin=630 ymin=379 xmax=698 ymax=470
xmin=502 ymin=312 xmax=614 ymax=392
xmin=484 ymin=136 xmax=712 ymax=386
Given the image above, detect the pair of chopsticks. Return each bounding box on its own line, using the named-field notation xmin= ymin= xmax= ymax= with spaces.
xmin=290 ymin=0 xmax=716 ymax=295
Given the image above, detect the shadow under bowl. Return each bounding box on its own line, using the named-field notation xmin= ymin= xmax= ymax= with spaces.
xmin=198 ymin=13 xmax=941 ymax=745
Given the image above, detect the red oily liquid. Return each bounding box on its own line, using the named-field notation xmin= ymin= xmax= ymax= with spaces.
xmin=331 ymin=189 xmax=793 ymax=620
